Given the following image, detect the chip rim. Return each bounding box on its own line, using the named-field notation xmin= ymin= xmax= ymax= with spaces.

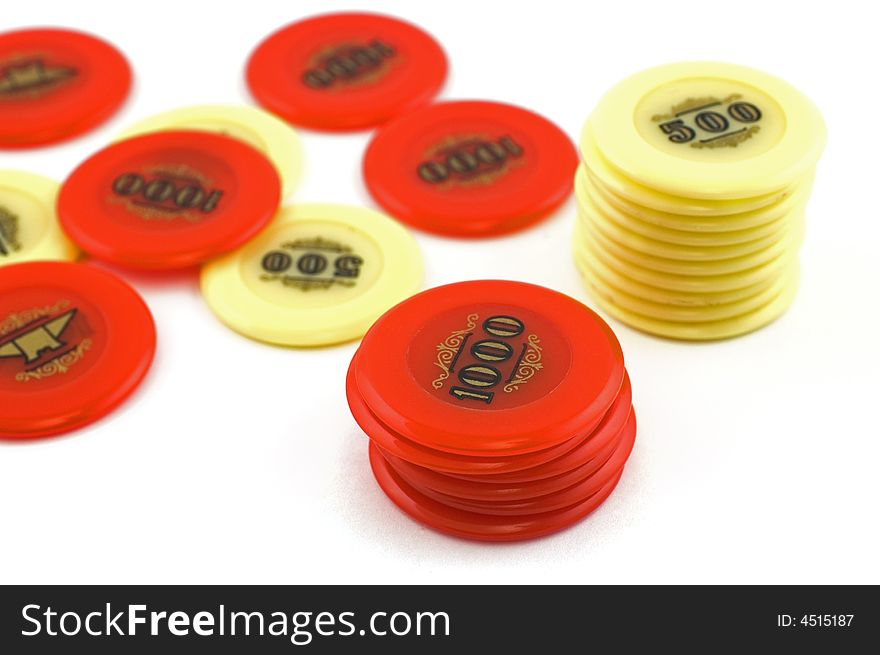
xmin=0 ymin=170 xmax=78 ymax=265
xmin=363 ymin=100 xmax=578 ymax=237
xmin=369 ymin=441 xmax=625 ymax=541
xmin=245 ymin=11 xmax=448 ymax=131
xmin=58 ymin=130 xmax=281 ymax=270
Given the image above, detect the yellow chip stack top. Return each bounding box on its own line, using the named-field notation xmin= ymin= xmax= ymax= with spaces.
xmin=574 ymin=62 xmax=825 ymax=340
xmin=117 ymin=105 xmax=304 ymax=198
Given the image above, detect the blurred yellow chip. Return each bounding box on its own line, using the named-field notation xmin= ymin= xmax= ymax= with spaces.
xmin=579 ymin=126 xmax=797 ymax=216
xmin=201 ymin=203 xmax=423 ymax=347
xmin=118 ymin=105 xmax=303 ymax=198
xmin=0 ymin=170 xmax=78 ymax=266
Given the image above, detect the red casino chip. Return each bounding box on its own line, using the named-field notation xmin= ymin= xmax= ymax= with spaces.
xmin=369 ymin=443 xmax=626 ymax=542
xmin=246 ymin=13 xmax=447 ymax=131
xmin=347 ymin=280 xmax=637 ymax=541
xmin=0 ymin=262 xmax=155 ymax=439
xmin=0 ymin=28 xmax=131 ymax=148
xmin=352 ymin=280 xmax=625 ymax=456
xmin=385 ymin=417 xmax=629 ymax=504
xmin=383 ymin=397 xmax=635 ymax=501
xmin=58 ymin=131 xmax=281 ymax=269
xmin=446 ymin=379 xmax=634 ymax=484
xmin=362 ymin=101 xmax=578 ymax=236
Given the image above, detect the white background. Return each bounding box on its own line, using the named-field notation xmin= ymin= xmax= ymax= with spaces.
xmin=1 ymin=0 xmax=878 ymax=585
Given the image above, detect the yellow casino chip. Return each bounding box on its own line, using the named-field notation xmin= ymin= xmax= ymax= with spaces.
xmin=579 ymin=130 xmax=798 ymax=216
xmin=577 ymin=164 xmax=811 ymax=234
xmin=578 ymin=263 xmax=800 ymax=341
xmin=201 ymin=203 xmax=423 ymax=347
xmin=586 ymin=62 xmax=826 ymax=200
xmin=0 ymin=170 xmax=78 ymax=266
xmin=577 ymin=169 xmax=799 ymax=247
xmin=117 ymin=105 xmax=303 ymax=198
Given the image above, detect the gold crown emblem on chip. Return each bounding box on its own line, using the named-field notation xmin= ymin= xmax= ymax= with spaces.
xmin=0 ymin=304 xmax=94 ymax=383
xmin=0 ymin=309 xmax=76 ymax=363
xmin=0 ymin=59 xmax=77 ymax=96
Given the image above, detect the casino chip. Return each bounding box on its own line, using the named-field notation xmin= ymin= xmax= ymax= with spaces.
xmin=117 ymin=105 xmax=303 ymax=198
xmin=246 ymin=13 xmax=447 ymax=131
xmin=347 ymin=280 xmax=636 ymax=541
xmin=201 ymin=203 xmax=423 ymax=347
xmin=0 ymin=262 xmax=155 ymax=439
xmin=363 ymin=101 xmax=578 ymax=237
xmin=0 ymin=171 xmax=77 ymax=266
xmin=573 ymin=62 xmax=825 ymax=340
xmin=58 ymin=130 xmax=281 ymax=270
xmin=0 ymin=28 xmax=131 ymax=148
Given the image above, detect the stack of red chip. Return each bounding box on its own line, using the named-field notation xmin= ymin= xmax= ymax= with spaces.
xmin=346 ymin=280 xmax=636 ymax=541
xmin=363 ymin=100 xmax=578 ymax=237
xmin=246 ymin=12 xmax=447 ymax=131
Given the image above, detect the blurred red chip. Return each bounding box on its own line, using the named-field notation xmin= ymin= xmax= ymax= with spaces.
xmin=0 ymin=262 xmax=155 ymax=439
xmin=369 ymin=443 xmax=626 ymax=542
xmin=363 ymin=101 xmax=578 ymax=237
xmin=0 ymin=28 xmax=131 ymax=148
xmin=58 ymin=130 xmax=281 ymax=270
xmin=347 ymin=280 xmax=636 ymax=541
xmin=246 ymin=13 xmax=447 ymax=131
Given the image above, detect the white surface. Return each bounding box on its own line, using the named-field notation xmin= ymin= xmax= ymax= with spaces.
xmin=1 ymin=0 xmax=878 ymax=585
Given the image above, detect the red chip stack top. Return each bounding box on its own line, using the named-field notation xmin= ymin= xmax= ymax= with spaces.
xmin=346 ymin=280 xmax=636 ymax=541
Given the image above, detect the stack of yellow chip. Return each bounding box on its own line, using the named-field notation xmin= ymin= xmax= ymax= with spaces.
xmin=574 ymin=62 xmax=825 ymax=340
